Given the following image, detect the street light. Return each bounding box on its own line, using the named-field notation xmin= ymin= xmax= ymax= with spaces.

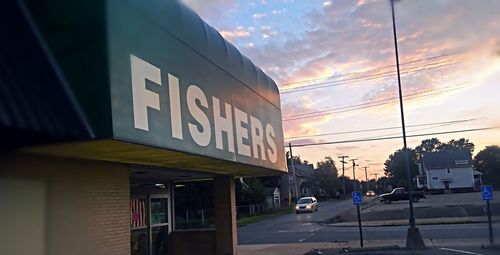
xmin=389 ymin=0 xmax=425 ymax=249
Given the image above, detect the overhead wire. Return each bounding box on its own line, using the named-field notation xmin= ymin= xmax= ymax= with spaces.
xmin=284 ymin=117 xmax=481 ymax=140
xmin=287 ymin=127 xmax=497 ymax=148
xmin=279 ymin=51 xmax=461 ymax=87
xmin=282 ymin=81 xmax=469 ymax=121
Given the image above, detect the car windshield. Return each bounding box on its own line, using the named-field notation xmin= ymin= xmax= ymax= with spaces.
xmin=298 ymin=198 xmax=312 ymax=204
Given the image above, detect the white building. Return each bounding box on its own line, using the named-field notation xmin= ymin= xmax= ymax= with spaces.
xmin=416 ymin=151 xmax=481 ymax=193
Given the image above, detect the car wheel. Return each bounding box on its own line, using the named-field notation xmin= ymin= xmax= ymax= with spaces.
xmin=296 ymin=211 xmax=299 ymax=214
xmin=315 ymin=207 xmax=318 ymax=212
xmin=384 ymin=198 xmax=391 ymax=204
xmin=412 ymin=197 xmax=419 ymax=203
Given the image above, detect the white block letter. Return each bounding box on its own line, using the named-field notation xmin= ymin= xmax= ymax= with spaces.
xmin=250 ymin=116 xmax=265 ymax=160
xmin=213 ymin=97 xmax=235 ymax=152
xmin=168 ymin=74 xmax=183 ymax=140
xmin=130 ymin=54 xmax=161 ymax=131
xmin=187 ymin=85 xmax=211 ymax=146
xmin=265 ymin=124 xmax=277 ymax=163
xmin=234 ymin=108 xmax=251 ymax=157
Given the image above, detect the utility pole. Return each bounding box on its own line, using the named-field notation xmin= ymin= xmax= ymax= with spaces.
xmin=364 ymin=166 xmax=369 ymax=192
xmin=288 ymin=143 xmax=299 ymax=203
xmin=390 ymin=0 xmax=425 ymax=249
xmin=338 ymin=155 xmax=349 ymax=195
xmin=350 ymin=159 xmax=358 ymax=191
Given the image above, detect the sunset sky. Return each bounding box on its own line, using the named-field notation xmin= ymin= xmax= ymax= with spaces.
xmin=183 ymin=0 xmax=500 ymax=180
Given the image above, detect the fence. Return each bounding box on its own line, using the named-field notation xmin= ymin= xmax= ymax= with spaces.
xmin=175 ymin=204 xmax=265 ymax=230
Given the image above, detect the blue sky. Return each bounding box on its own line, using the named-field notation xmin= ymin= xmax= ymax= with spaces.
xmin=183 ymin=0 xmax=500 ymax=178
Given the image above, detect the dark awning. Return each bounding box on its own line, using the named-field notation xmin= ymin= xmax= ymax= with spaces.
xmin=0 ymin=1 xmax=93 ymax=148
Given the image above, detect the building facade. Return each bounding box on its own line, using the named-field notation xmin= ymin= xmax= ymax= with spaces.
xmin=416 ymin=151 xmax=479 ymax=193
xmin=0 ymin=1 xmax=286 ymax=255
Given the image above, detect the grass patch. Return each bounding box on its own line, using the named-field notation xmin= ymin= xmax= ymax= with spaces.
xmin=237 ymin=207 xmax=294 ymax=226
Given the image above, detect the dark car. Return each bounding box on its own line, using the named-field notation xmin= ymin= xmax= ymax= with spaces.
xmin=380 ymin=187 xmax=425 ymax=204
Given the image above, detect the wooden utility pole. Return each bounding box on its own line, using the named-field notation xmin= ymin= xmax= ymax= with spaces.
xmin=338 ymin=156 xmax=349 ymax=195
xmin=350 ymin=159 xmax=358 ymax=191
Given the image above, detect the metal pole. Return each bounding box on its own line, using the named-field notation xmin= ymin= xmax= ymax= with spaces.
xmin=487 ymin=200 xmax=494 ymax=244
xmin=289 ymin=143 xmax=299 ymax=202
xmin=357 ymin=204 xmax=364 ymax=247
xmin=390 ymin=0 xmax=416 ymax=229
xmin=390 ymin=0 xmax=425 ymax=249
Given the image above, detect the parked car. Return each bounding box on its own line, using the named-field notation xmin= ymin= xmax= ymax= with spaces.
xmin=366 ymin=190 xmax=376 ymax=197
xmin=295 ymin=197 xmax=318 ymax=213
xmin=380 ymin=187 xmax=425 ymax=204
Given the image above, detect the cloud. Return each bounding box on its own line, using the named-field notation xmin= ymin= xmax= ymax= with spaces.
xmin=182 ymin=0 xmax=239 ymax=21
xmin=219 ymin=26 xmax=252 ymax=42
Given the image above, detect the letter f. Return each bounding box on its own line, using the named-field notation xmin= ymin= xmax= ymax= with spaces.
xmin=130 ymin=54 xmax=161 ymax=131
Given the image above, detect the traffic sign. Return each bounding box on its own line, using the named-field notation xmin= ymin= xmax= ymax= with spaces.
xmin=352 ymin=191 xmax=362 ymax=205
xmin=482 ymin=185 xmax=493 ymax=201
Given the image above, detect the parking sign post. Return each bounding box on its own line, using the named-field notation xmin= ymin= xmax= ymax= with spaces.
xmin=352 ymin=191 xmax=364 ymax=247
xmin=481 ymin=185 xmax=494 ymax=244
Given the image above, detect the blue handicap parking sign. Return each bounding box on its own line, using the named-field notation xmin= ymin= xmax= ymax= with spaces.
xmin=352 ymin=191 xmax=362 ymax=205
xmin=481 ymin=185 xmax=493 ymax=201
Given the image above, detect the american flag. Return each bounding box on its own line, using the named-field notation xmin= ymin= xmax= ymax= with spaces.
xmin=130 ymin=198 xmax=147 ymax=228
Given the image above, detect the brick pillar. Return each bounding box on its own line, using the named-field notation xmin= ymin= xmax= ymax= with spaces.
xmin=214 ymin=176 xmax=238 ymax=255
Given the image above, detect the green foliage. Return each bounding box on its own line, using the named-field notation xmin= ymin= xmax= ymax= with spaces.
xmin=384 ymin=148 xmax=419 ymax=189
xmin=474 ymin=145 xmax=500 ymax=187
xmin=312 ymin=156 xmax=339 ymax=198
xmin=415 ymin=138 xmax=475 ymax=159
xmin=386 ymin=137 xmax=475 ymax=187
xmin=236 ymin=178 xmax=268 ymax=205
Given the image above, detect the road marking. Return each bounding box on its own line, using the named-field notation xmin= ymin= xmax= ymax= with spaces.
xmin=298 ymin=238 xmax=306 ymax=242
xmin=439 ymin=248 xmax=484 ymax=255
xmin=277 ymin=230 xmax=289 ymax=233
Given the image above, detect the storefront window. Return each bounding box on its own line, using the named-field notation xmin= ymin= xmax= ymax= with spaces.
xmin=130 ymin=194 xmax=170 ymax=255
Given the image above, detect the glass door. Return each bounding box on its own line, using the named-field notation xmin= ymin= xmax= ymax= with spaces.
xmin=150 ymin=195 xmax=169 ymax=255
xmin=131 ymin=193 xmax=171 ymax=255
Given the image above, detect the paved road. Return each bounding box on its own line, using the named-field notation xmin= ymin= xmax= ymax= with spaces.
xmin=238 ymin=199 xmax=500 ymax=246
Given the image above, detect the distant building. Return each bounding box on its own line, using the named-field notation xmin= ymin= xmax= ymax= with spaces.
xmin=416 ymin=151 xmax=481 ymax=193
xmin=280 ymin=164 xmax=315 ymax=200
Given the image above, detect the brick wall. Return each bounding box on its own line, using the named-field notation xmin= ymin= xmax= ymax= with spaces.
xmin=0 ymin=154 xmax=131 ymax=255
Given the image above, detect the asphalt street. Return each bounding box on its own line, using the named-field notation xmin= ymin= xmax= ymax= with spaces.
xmin=237 ymin=199 xmax=500 ymax=246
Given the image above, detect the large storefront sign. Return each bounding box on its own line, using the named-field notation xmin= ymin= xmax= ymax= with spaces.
xmin=106 ymin=1 xmax=285 ymax=171
xmin=22 ymin=0 xmax=286 ymax=173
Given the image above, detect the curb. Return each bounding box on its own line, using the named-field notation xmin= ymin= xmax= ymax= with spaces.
xmin=339 ymin=245 xmax=401 ymax=253
xmin=481 ymin=244 xmax=500 ymax=250
xmin=327 ymin=216 xmax=500 ymax=227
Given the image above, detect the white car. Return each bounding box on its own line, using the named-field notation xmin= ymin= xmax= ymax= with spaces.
xmin=295 ymin=197 xmax=318 ymax=213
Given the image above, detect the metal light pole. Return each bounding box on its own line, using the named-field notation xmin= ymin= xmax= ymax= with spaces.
xmin=389 ymin=0 xmax=425 ymax=249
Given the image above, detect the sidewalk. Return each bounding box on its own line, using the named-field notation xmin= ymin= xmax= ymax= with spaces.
xmin=238 ymin=239 xmax=497 ymax=255
xmin=326 ymin=215 xmax=500 ymax=227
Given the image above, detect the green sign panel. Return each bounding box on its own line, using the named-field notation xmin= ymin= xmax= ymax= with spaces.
xmin=106 ymin=1 xmax=285 ymax=171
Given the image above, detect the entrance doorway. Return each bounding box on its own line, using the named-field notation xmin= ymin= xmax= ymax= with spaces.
xmin=131 ymin=193 xmax=171 ymax=255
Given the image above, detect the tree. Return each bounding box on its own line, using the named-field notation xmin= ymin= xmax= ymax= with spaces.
xmin=286 ymin=151 xmax=302 ymax=165
xmin=474 ymin=146 xmax=500 ymax=187
xmin=312 ymin=156 xmax=339 ymax=198
xmin=384 ymin=148 xmax=418 ymax=189
xmin=236 ymin=178 xmax=267 ymax=205
xmin=437 ymin=138 xmax=475 ymax=154
xmin=415 ymin=138 xmax=442 ymax=159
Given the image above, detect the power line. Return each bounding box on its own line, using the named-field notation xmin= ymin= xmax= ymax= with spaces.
xmin=282 ymin=82 xmax=468 ymax=121
xmin=282 ymin=82 xmax=467 ymax=120
xmin=279 ymin=51 xmax=460 ymax=87
xmin=280 ymin=59 xmax=458 ymax=94
xmin=284 ymin=118 xmax=480 ymax=140
xmin=288 ymin=127 xmax=497 ymax=148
